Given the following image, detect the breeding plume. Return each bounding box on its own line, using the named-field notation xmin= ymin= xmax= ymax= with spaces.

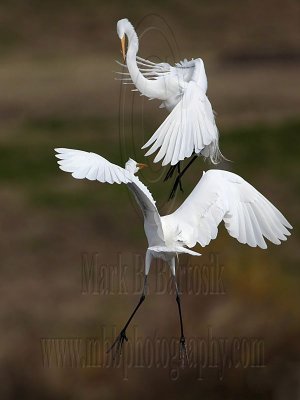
xmin=55 ymin=148 xmax=292 ymax=361
xmin=117 ymin=18 xmax=225 ymax=198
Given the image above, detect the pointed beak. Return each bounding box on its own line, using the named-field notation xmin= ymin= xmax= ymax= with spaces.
xmin=137 ymin=163 xmax=148 ymax=170
xmin=121 ymin=36 xmax=126 ymax=61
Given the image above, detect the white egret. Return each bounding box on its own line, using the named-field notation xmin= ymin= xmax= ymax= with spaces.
xmin=55 ymin=148 xmax=292 ymax=361
xmin=116 ymin=18 xmax=225 ymax=198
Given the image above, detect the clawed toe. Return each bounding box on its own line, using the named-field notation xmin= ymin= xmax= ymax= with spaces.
xmin=107 ymin=329 xmax=128 ymax=359
xmin=179 ymin=336 xmax=189 ymax=367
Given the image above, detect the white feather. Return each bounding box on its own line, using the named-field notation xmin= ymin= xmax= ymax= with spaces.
xmin=162 ymin=170 xmax=292 ymax=249
xmin=116 ymin=17 xmax=224 ymax=166
xmin=55 ymin=148 xmax=292 ymax=264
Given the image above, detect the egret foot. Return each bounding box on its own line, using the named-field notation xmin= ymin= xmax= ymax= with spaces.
xmin=179 ymin=336 xmax=189 ymax=367
xmin=168 ymin=156 xmax=198 ymax=200
xmin=107 ymin=277 xmax=148 ymax=360
xmin=165 ymin=163 xmax=184 ymax=193
xmin=107 ymin=329 xmax=128 ymax=359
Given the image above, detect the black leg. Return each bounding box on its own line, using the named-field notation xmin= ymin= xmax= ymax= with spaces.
xmin=164 ymin=163 xmax=178 ymax=182
xmin=173 ymin=278 xmax=189 ymax=366
xmin=177 ymin=163 xmax=183 ymax=192
xmin=169 ymin=155 xmax=198 ymax=200
xmin=107 ymin=275 xmax=148 ymax=358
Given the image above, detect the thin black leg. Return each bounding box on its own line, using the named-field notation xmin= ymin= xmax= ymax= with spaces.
xmin=107 ymin=275 xmax=148 ymax=358
xmin=177 ymin=162 xmax=183 ymax=192
xmin=169 ymin=155 xmax=198 ymax=200
xmin=173 ymin=278 xmax=189 ymax=366
xmin=164 ymin=163 xmax=178 ymax=182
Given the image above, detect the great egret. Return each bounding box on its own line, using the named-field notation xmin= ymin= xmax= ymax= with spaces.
xmin=116 ymin=18 xmax=225 ymax=198
xmin=55 ymin=148 xmax=292 ymax=361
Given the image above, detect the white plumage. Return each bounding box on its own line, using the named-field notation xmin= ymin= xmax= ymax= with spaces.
xmin=55 ymin=147 xmax=292 ymax=360
xmin=162 ymin=169 xmax=291 ymax=250
xmin=116 ymin=18 xmax=223 ymax=166
xmin=55 ymin=148 xmax=292 ymax=266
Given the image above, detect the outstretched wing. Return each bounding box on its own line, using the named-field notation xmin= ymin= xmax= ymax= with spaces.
xmin=56 ymin=148 xmax=131 ymax=183
xmin=161 ymin=170 xmax=292 ymax=249
xmin=55 ymin=148 xmax=165 ymax=246
xmin=142 ymin=81 xmax=220 ymax=165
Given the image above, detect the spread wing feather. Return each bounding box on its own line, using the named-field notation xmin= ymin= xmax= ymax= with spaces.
xmin=142 ymin=81 xmax=219 ymax=166
xmin=55 ymin=148 xmax=165 ymax=246
xmin=161 ymin=170 xmax=292 ymax=249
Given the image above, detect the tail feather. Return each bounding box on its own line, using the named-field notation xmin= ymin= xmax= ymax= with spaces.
xmin=201 ymin=138 xmax=229 ymax=165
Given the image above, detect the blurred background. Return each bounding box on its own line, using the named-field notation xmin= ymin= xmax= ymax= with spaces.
xmin=0 ymin=0 xmax=299 ymax=399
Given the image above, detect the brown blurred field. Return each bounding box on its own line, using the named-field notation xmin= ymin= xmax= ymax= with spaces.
xmin=0 ymin=1 xmax=299 ymax=399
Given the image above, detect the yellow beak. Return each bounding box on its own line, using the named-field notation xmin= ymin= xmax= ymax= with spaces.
xmin=137 ymin=163 xmax=148 ymax=170
xmin=121 ymin=36 xmax=126 ymax=61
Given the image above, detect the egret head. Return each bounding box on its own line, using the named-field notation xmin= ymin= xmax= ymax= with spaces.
xmin=125 ymin=158 xmax=147 ymax=175
xmin=117 ymin=18 xmax=133 ymax=61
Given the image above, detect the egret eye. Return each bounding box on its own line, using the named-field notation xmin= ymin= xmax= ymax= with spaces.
xmin=115 ymin=18 xmax=226 ymax=199
xmin=55 ymin=145 xmax=291 ymax=362
xmin=53 ymin=17 xmax=292 ymax=365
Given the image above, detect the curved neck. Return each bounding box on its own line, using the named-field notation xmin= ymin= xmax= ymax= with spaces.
xmin=124 ymin=23 xmax=167 ymax=99
xmin=125 ymin=23 xmax=139 ymax=54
